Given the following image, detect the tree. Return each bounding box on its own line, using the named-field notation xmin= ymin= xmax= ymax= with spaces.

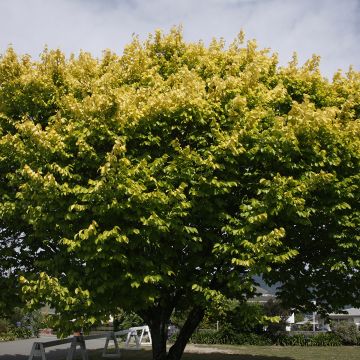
xmin=0 ymin=229 xmax=27 ymax=317
xmin=263 ymin=298 xmax=291 ymax=334
xmin=0 ymin=28 xmax=359 ymax=360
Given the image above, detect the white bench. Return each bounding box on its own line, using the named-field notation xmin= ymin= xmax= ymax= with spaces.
xmin=28 ymin=330 xmax=141 ymax=360
xmin=127 ymin=326 xmax=152 ymax=346
xmin=28 ymin=336 xmax=88 ymax=360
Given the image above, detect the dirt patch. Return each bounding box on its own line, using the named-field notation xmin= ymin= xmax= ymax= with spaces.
xmin=184 ymin=344 xmax=241 ymax=354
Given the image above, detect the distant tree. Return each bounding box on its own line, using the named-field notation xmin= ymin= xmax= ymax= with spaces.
xmin=0 ymin=229 xmax=27 ymax=318
xmin=263 ymin=299 xmax=291 ymax=321
xmin=294 ymin=312 xmax=305 ymax=323
xmin=113 ymin=309 xmax=143 ymax=331
xmin=0 ymin=28 xmax=359 ymax=360
xmin=263 ymin=298 xmax=291 ymax=334
xmin=222 ymin=301 xmax=267 ymax=334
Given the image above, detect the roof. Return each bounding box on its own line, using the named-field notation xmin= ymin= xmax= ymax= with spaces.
xmin=329 ymin=308 xmax=360 ymax=317
xmin=255 ymin=286 xmax=275 ymax=296
xmin=249 ymin=287 xmax=276 ymax=303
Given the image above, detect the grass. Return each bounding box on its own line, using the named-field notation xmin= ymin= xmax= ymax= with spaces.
xmin=91 ymin=344 xmax=360 ymax=360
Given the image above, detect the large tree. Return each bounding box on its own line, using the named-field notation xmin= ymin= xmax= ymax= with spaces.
xmin=1 ymin=29 xmax=359 ymax=360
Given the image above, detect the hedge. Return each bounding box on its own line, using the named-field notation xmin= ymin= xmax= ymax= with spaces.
xmin=169 ymin=329 xmax=345 ymax=346
xmin=274 ymin=333 xmax=342 ymax=346
xmin=188 ymin=329 xmax=272 ymax=346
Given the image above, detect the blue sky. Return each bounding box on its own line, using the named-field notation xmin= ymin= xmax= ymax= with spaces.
xmin=0 ymin=0 xmax=359 ymax=78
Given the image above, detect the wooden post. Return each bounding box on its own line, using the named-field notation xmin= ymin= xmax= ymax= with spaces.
xmin=66 ymin=336 xmax=88 ymax=360
xmin=102 ymin=332 xmax=121 ymax=358
xmin=138 ymin=326 xmax=152 ymax=345
xmin=28 ymin=343 xmax=46 ymax=360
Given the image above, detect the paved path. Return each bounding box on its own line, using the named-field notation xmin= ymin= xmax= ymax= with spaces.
xmin=0 ymin=336 xmax=108 ymax=360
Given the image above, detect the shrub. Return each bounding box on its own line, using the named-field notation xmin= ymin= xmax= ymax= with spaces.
xmin=308 ymin=333 xmax=342 ymax=346
xmin=235 ymin=332 xmax=272 ymax=346
xmin=296 ymin=323 xmax=313 ymax=331
xmin=113 ymin=309 xmax=144 ymax=331
xmin=173 ymin=328 xmax=343 ymax=347
xmin=216 ymin=325 xmax=239 ymax=344
xmin=266 ymin=322 xmax=287 ymax=338
xmin=188 ymin=330 xmax=220 ymax=345
xmin=222 ymin=302 xmax=267 ymax=334
xmin=331 ymin=322 xmax=359 ymax=345
xmin=275 ymin=333 xmax=342 ymax=346
xmin=0 ymin=318 xmax=11 ymax=334
xmin=0 ymin=332 xmax=16 ymax=341
xmin=12 ymin=326 xmax=32 ymax=339
xmin=0 ymin=318 xmax=32 ymax=341
xmin=275 ymin=334 xmax=307 ymax=346
xmin=19 ymin=310 xmax=45 ymax=337
xmin=187 ymin=327 xmax=272 ymax=346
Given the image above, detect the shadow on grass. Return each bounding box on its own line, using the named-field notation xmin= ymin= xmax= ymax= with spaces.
xmin=0 ymin=349 xmax=295 ymax=360
xmin=117 ymin=349 xmax=296 ymax=360
xmin=0 ymin=356 xmax=28 ymax=360
xmin=182 ymin=354 xmax=294 ymax=360
xmin=0 ymin=348 xmax=102 ymax=360
xmin=0 ymin=350 xmax=65 ymax=360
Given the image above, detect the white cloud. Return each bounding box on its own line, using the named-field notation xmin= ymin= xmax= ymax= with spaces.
xmin=0 ymin=0 xmax=359 ymax=78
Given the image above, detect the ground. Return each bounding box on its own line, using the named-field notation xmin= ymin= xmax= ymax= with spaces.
xmin=1 ymin=337 xmax=360 ymax=360
xmin=119 ymin=344 xmax=360 ymax=360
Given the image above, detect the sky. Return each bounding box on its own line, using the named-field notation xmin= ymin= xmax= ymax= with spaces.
xmin=0 ymin=0 xmax=359 ymax=79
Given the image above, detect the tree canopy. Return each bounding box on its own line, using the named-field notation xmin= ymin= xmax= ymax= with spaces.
xmin=0 ymin=28 xmax=359 ymax=360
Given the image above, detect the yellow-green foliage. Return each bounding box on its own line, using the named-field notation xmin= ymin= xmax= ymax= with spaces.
xmin=0 ymin=28 xmax=359 ymax=335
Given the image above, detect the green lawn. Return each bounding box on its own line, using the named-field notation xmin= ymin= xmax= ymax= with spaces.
xmin=91 ymin=344 xmax=360 ymax=360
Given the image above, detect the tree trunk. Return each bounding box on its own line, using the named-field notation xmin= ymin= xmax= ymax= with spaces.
xmin=167 ymin=306 xmax=205 ymax=360
xmin=144 ymin=304 xmax=205 ymax=360
xmin=144 ymin=305 xmax=172 ymax=360
xmin=150 ymin=318 xmax=168 ymax=360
